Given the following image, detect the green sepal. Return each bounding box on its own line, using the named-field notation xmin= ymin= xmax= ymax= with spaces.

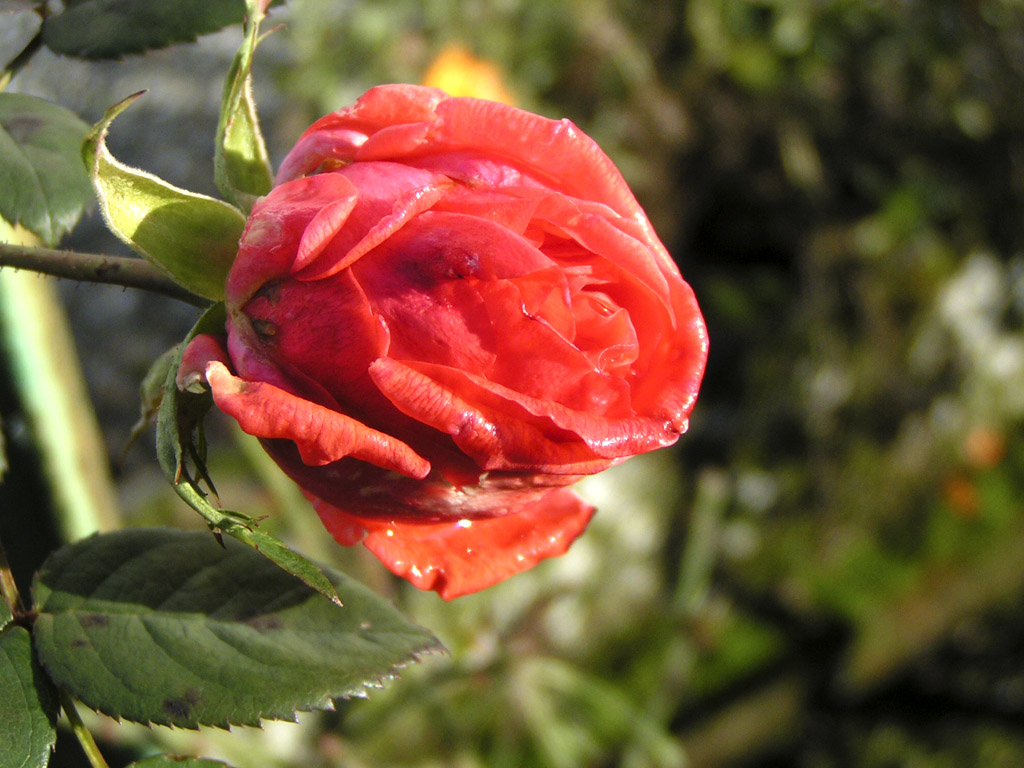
xmin=0 ymin=626 xmax=58 ymax=768
xmin=31 ymin=529 xmax=444 ymax=728
xmin=156 ymin=305 xmax=343 ymax=607
xmin=83 ymin=92 xmax=246 ymax=301
xmin=215 ymin=0 xmax=274 ymax=211
xmin=124 ymin=344 xmax=181 ymax=456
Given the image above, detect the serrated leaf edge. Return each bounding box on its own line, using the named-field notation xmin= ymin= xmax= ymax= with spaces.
xmin=44 ymin=636 xmax=444 ymax=730
xmin=32 ymin=532 xmax=445 ymax=729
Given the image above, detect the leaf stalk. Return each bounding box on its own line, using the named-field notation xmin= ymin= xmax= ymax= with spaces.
xmin=60 ymin=690 xmax=112 ymax=768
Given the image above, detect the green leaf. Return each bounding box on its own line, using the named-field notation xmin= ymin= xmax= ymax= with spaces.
xmin=215 ymin=0 xmax=273 ymax=211
xmin=0 ymin=93 xmax=92 ymax=246
xmin=0 ymin=626 xmax=58 ymax=768
xmin=83 ymin=93 xmax=246 ymax=301
xmin=129 ymin=757 xmax=236 ymax=768
xmin=0 ymin=597 xmax=11 ymax=630
xmin=42 ymin=0 xmax=248 ymax=60
xmin=32 ymin=529 xmax=444 ymax=729
xmin=155 ymin=304 xmax=343 ymax=607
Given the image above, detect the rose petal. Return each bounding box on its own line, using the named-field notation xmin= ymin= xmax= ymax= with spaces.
xmin=177 ymin=333 xmax=230 ymax=391
xmin=204 ymin=360 xmax=430 ymax=478
xmin=310 ymin=488 xmax=595 ymax=599
xmin=532 ymin=193 xmax=675 ymax=305
xmin=239 ymin=268 xmax=390 ymax=403
xmin=294 ymin=163 xmax=452 ymax=282
xmin=227 ymin=173 xmax=359 ymax=307
xmin=369 ymin=357 xmax=658 ymax=473
xmin=276 ymin=86 xmax=447 ymax=183
xmin=277 ymin=86 xmax=655 ymax=235
xmin=430 ymin=97 xmax=644 ymax=220
xmin=293 ymin=194 xmax=359 ymax=272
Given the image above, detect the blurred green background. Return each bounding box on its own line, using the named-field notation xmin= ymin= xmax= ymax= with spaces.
xmin=5 ymin=0 xmax=1024 ymax=766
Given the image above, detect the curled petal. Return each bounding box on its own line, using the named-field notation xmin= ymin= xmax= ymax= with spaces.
xmin=293 ymin=194 xmax=359 ymax=273
xmin=428 ymin=97 xmax=648 ymax=224
xmin=369 ymin=357 xmax=670 ymax=473
xmin=296 ymin=178 xmax=452 ymax=281
xmin=204 ymin=360 xmax=430 ymax=478
xmin=311 ymin=488 xmax=595 ymax=599
xmin=177 ymin=333 xmax=230 ymax=391
xmin=276 ymin=86 xmax=448 ymax=183
xmin=226 ymin=173 xmax=359 ymax=307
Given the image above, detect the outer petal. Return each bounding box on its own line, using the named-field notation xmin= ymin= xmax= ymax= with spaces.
xmin=277 ymin=86 xmax=656 ymax=237
xmin=276 ymin=85 xmax=448 ymax=183
xmin=369 ymin=357 xmax=669 ymax=473
xmin=203 ymin=360 xmax=431 ymax=478
xmin=226 ymin=173 xmax=359 ymax=308
xmin=310 ymin=488 xmax=595 ymax=599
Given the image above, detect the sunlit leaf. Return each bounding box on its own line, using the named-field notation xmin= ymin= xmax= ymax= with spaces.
xmin=31 ymin=528 xmax=443 ymax=728
xmin=0 ymin=626 xmax=58 ymax=768
xmin=83 ymin=93 xmax=245 ymax=301
xmin=0 ymin=93 xmax=92 ymax=246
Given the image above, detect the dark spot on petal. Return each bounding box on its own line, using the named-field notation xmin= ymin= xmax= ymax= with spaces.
xmin=447 ymin=250 xmax=481 ymax=280
xmin=251 ymin=279 xmax=282 ymax=304
xmin=162 ymin=689 xmax=201 ymax=720
xmin=70 ymin=639 xmax=89 ymax=649
xmin=251 ymin=318 xmax=278 ymax=339
xmin=404 ymin=246 xmax=482 ymax=285
xmin=314 ymin=158 xmax=350 ymax=173
xmin=78 ymin=613 xmax=108 ymax=628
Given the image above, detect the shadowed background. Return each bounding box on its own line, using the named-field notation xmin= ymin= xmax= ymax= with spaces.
xmin=3 ymin=0 xmax=1024 ymax=766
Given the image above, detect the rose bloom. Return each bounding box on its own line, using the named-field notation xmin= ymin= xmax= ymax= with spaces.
xmin=179 ymin=85 xmax=708 ymax=599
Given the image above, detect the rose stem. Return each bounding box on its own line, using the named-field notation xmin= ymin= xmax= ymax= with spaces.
xmin=0 ymin=243 xmax=210 ymax=307
xmin=60 ymin=690 xmax=113 ymax=768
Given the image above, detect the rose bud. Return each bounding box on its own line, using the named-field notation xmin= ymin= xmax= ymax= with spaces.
xmin=178 ymin=85 xmax=708 ymax=599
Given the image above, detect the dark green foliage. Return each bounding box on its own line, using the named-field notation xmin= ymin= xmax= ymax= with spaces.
xmin=0 ymin=93 xmax=92 ymax=245
xmin=0 ymin=626 xmax=58 ymax=768
xmin=31 ymin=528 xmax=443 ymax=728
xmin=42 ymin=0 xmax=250 ymax=60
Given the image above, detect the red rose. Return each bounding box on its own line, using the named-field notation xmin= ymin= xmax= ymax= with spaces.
xmin=178 ymin=85 xmax=707 ymax=599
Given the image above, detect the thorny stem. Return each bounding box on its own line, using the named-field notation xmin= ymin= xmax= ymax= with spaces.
xmin=60 ymin=690 xmax=112 ymax=768
xmin=0 ymin=243 xmax=210 ymax=307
